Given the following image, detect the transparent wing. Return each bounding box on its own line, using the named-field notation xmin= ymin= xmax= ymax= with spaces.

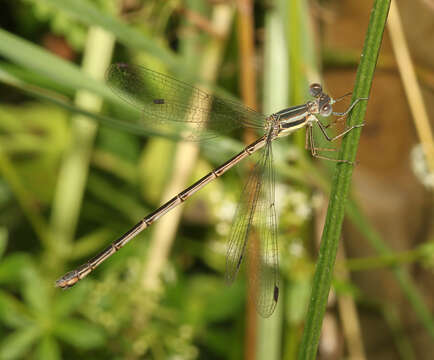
xmin=254 ymin=141 xmax=279 ymax=317
xmin=225 ymin=136 xmax=279 ymax=317
xmin=225 ymin=153 xmax=264 ymax=284
xmin=106 ymin=63 xmax=266 ymax=140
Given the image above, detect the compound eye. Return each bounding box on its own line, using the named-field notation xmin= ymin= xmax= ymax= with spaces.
xmin=309 ymin=83 xmax=322 ymax=97
xmin=321 ymin=104 xmax=332 ymax=117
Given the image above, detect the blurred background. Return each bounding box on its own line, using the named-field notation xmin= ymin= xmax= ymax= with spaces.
xmin=0 ymin=0 xmax=433 ymax=359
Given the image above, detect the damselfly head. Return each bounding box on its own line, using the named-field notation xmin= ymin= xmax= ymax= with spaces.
xmin=309 ymin=83 xmax=323 ymax=98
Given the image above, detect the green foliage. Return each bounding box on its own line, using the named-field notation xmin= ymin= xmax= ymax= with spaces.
xmin=0 ymin=243 xmax=105 ymax=359
xmin=0 ymin=0 xmax=432 ymax=359
xmin=23 ymin=0 xmax=118 ymax=50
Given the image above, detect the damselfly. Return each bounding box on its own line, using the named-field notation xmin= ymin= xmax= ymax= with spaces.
xmin=56 ymin=63 xmax=367 ymax=317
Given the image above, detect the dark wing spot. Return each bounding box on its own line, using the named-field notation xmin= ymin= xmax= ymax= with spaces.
xmin=273 ymin=285 xmax=279 ymax=302
xmin=153 ymin=99 xmax=165 ymax=104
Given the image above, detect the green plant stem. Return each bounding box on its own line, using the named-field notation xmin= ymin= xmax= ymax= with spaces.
xmin=297 ymin=1 xmax=391 ymax=359
xmin=343 ymin=247 xmax=424 ymax=272
xmin=257 ymin=3 xmax=288 ymax=359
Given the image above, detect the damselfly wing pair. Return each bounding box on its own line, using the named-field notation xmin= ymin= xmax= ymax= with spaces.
xmin=56 ymin=64 xmax=366 ymax=318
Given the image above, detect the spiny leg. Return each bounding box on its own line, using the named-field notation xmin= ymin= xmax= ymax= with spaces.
xmin=322 ymin=96 xmax=368 ymax=130
xmin=305 ymin=124 xmax=338 ymax=152
xmin=316 ymin=118 xmax=364 ymax=142
xmin=308 ymin=125 xmax=354 ymax=164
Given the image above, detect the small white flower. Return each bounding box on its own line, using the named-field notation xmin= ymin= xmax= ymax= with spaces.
xmin=411 ymin=144 xmax=434 ymax=190
xmin=217 ymin=200 xmax=237 ymax=222
xmin=289 ymin=240 xmax=304 ymax=256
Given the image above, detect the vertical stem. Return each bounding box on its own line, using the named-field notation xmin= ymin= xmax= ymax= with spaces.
xmin=335 ymin=242 xmax=367 ymax=360
xmin=256 ymin=3 xmax=288 ymax=360
xmin=237 ymin=0 xmax=258 ymax=112
xmin=298 ymin=1 xmax=392 ymax=359
xmin=49 ymin=28 xmax=115 ymax=266
xmin=387 ymin=1 xmax=434 ymax=172
xmin=236 ymin=0 xmax=258 ymax=357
